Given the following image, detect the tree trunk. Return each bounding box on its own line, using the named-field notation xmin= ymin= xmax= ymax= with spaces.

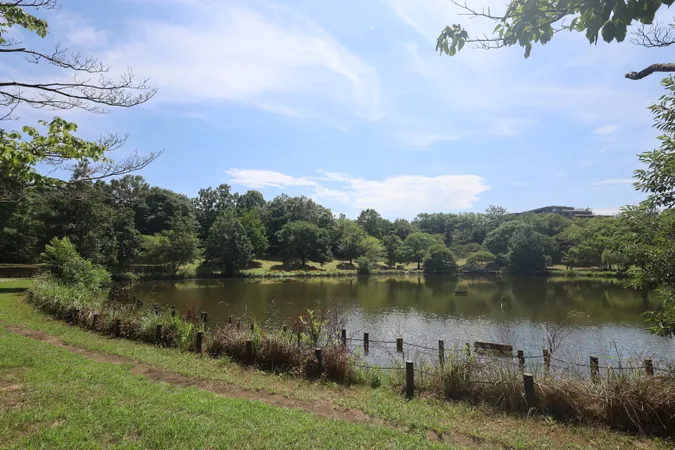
xmin=417 ymin=261 xmax=421 ymax=269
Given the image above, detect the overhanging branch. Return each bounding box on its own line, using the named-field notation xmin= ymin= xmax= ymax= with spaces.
xmin=626 ymin=63 xmax=675 ymax=80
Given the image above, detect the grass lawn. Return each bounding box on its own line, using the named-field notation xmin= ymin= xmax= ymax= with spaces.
xmin=0 ymin=279 xmax=669 ymax=449
xmin=241 ymin=258 xmax=467 ymax=276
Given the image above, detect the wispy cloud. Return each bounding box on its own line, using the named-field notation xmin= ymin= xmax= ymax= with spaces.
xmin=593 ymin=178 xmax=634 ymax=186
xmin=227 ymin=168 xmax=490 ymax=217
xmin=106 ymin=2 xmax=381 ymax=121
xmin=226 ymin=169 xmax=318 ymax=189
xmin=594 ymin=125 xmax=618 ymax=135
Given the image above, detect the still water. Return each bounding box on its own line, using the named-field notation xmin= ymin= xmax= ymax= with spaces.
xmin=132 ymin=276 xmax=675 ymax=364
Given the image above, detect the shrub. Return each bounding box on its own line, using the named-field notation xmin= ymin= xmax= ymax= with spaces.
xmin=464 ymin=251 xmax=496 ymax=269
xmin=356 ymin=256 xmax=373 ymax=275
xmin=423 ymin=245 xmax=458 ymax=274
xmin=322 ymin=343 xmax=356 ymax=383
xmin=40 ymin=237 xmax=110 ymax=290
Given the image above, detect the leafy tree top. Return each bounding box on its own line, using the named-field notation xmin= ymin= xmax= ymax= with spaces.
xmin=436 ymin=0 xmax=675 ymax=79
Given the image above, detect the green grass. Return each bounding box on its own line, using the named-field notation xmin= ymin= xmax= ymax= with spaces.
xmin=0 ymin=329 xmax=441 ymax=449
xmin=0 ymin=279 xmax=670 ymax=449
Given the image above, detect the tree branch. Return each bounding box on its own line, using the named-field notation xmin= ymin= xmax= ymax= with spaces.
xmin=626 ymin=63 xmax=675 ymax=80
xmin=631 ymin=21 xmax=675 ymax=48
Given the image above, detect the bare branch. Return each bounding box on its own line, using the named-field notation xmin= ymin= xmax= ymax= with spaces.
xmin=631 ymin=21 xmax=675 ymax=48
xmin=626 ymin=63 xmax=675 ymax=80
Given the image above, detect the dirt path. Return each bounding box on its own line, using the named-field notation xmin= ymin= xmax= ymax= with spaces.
xmin=4 ymin=324 xmax=483 ymax=449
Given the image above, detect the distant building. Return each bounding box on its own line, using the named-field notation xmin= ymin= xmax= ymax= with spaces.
xmin=517 ymin=205 xmax=595 ymax=218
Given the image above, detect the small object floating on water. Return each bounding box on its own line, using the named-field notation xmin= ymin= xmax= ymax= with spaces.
xmin=454 ymin=290 xmax=468 ymax=296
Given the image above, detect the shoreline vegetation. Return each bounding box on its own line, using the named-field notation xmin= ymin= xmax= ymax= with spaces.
xmin=0 ymin=259 xmax=625 ymax=281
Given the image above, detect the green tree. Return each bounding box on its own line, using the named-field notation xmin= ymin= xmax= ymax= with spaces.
xmin=264 ymin=195 xmax=334 ymax=254
xmin=357 ymin=209 xmax=387 ymax=239
xmin=276 ymin=221 xmax=332 ymax=268
xmin=465 ymin=251 xmax=496 ymax=269
xmin=401 ymin=232 xmax=442 ymax=269
xmin=337 ymin=220 xmax=367 ymax=264
xmin=423 ymin=245 xmax=458 ymax=274
xmin=192 ymin=184 xmax=235 ymax=239
xmin=484 ymin=205 xmax=509 ymax=234
xmin=40 ymin=237 xmax=110 ymax=290
xmin=204 ymin=211 xmax=253 ymax=276
xmin=392 ymin=218 xmax=415 ymax=240
xmin=235 ymin=190 xmax=266 ymax=215
xmin=158 ymin=214 xmax=200 ymax=274
xmin=413 ymin=213 xmax=454 ymax=245
xmin=504 ymin=230 xmax=548 ymax=274
xmin=567 ymin=244 xmax=602 ymax=267
xmin=484 ymin=221 xmax=532 ymax=262
xmin=239 ymin=210 xmax=269 ymax=258
xmin=436 ymin=0 xmax=674 ymax=79
xmin=0 ymin=2 xmax=158 ymax=201
xmin=382 ymin=234 xmax=403 ymax=267
xmin=136 ymin=187 xmax=193 ymax=235
xmin=602 ymin=249 xmax=631 ymax=271
xmin=358 ymin=236 xmax=385 ymax=262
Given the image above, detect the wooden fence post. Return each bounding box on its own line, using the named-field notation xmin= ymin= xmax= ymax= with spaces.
xmin=155 ymin=324 xmax=162 ymax=344
xmin=250 ymin=323 xmax=255 ymax=332
xmin=201 ymin=311 xmax=208 ymax=325
xmin=196 ymin=331 xmax=203 ymax=354
xmin=523 ymin=373 xmax=536 ymax=409
xmin=406 ymin=361 xmax=414 ymax=400
xmin=171 ymin=306 xmax=176 ymax=318
xmin=297 ymin=326 xmax=302 ymax=347
xmin=518 ymin=350 xmax=525 ymax=370
xmin=228 ymin=315 xmax=233 ymax=326
xmin=341 ymin=329 xmax=347 ymax=347
xmin=315 ymin=348 xmax=323 ymax=370
xmin=590 ymin=356 xmax=599 ymax=383
xmin=282 ymin=324 xmax=288 ymax=333
xmin=246 ymin=339 xmax=254 ymax=364
xmin=236 ymin=319 xmax=240 ymax=330
xmin=543 ymin=349 xmax=551 ymax=373
xmin=92 ymin=313 xmax=99 ymax=329
xmin=438 ymin=340 xmax=445 ymax=366
xmin=396 ymin=337 xmax=403 ymax=353
xmin=364 ymin=333 xmax=369 ymax=353
xmin=644 ymin=358 xmax=654 ymax=376
xmin=114 ymin=318 xmax=121 ymax=338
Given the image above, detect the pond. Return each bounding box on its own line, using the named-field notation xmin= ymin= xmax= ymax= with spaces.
xmin=132 ymin=276 xmax=675 ymax=367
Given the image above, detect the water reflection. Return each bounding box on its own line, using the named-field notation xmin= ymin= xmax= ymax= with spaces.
xmin=132 ymin=275 xmax=675 ymax=362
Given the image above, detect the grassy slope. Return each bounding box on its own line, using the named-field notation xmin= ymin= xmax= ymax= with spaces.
xmin=0 ymin=280 xmax=668 ymax=449
xmin=0 ymin=331 xmax=440 ymax=449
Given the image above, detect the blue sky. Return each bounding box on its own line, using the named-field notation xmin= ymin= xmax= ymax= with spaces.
xmin=9 ymin=0 xmax=675 ymax=219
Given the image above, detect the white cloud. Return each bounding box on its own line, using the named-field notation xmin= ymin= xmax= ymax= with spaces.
xmin=106 ymin=2 xmax=381 ymax=121
xmin=226 ymin=169 xmax=317 ymax=189
xmin=53 ymin=12 xmax=108 ymax=48
xmin=593 ymin=207 xmax=621 ymax=216
xmin=593 ymin=179 xmax=634 ymax=186
xmin=395 ymin=130 xmax=460 ymax=148
xmin=227 ymin=168 xmax=489 ymax=217
xmin=594 ymin=125 xmax=618 ymax=135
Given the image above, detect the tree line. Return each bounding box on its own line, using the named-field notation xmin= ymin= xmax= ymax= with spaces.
xmin=0 ymin=171 xmax=640 ymax=276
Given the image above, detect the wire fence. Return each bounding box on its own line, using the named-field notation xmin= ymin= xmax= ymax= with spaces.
xmin=335 ymin=331 xmax=675 ymax=379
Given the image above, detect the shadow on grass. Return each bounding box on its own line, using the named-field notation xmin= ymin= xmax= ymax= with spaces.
xmin=0 ymin=286 xmax=28 ymax=294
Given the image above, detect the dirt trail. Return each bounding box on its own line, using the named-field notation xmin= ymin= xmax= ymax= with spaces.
xmin=4 ymin=324 xmax=484 ymax=449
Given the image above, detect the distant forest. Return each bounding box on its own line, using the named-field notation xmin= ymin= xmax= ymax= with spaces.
xmin=0 ymin=172 xmax=635 ymax=275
